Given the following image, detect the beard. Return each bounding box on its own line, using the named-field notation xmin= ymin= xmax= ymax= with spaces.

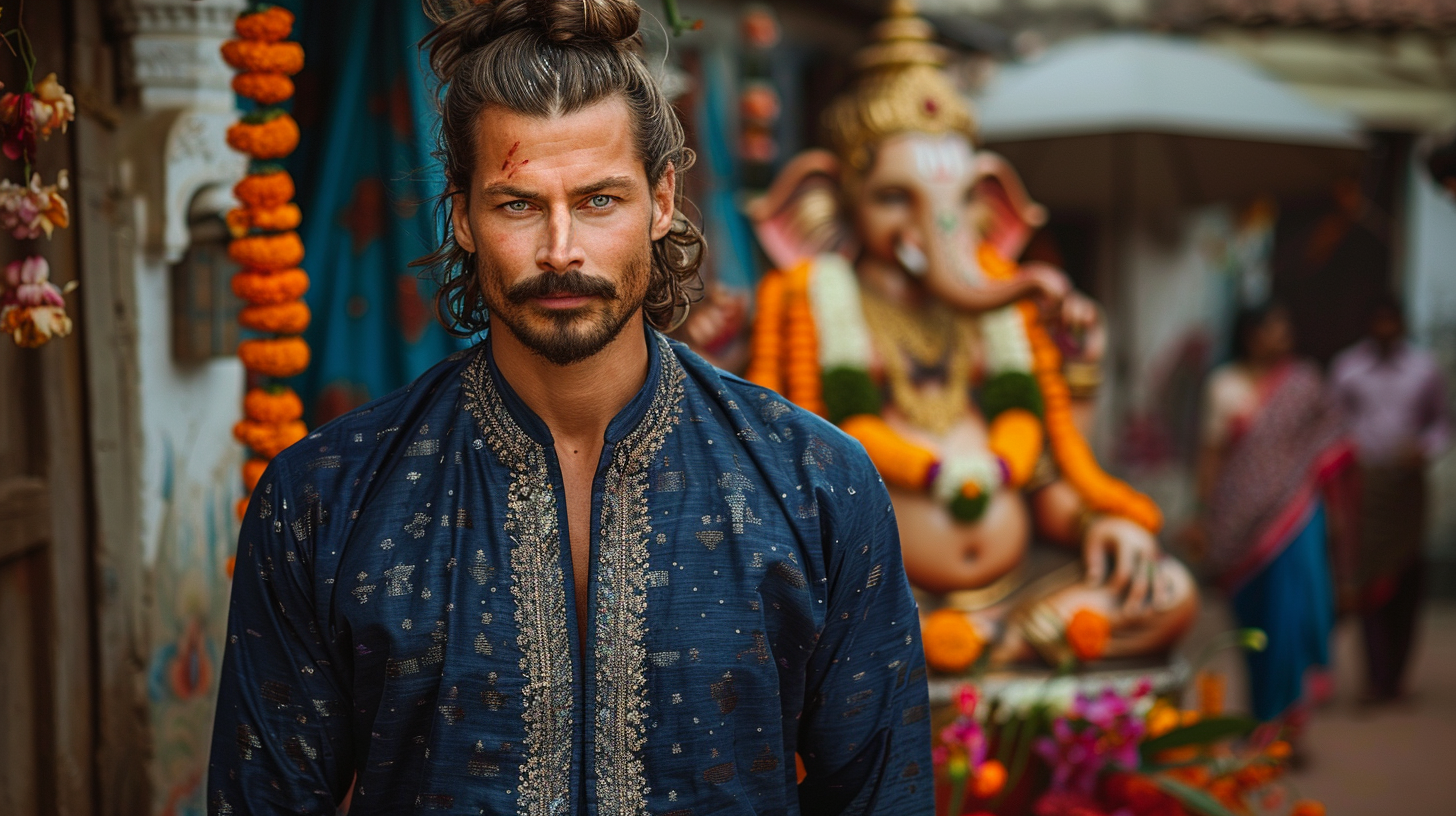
xmin=478 ymin=247 xmax=652 ymax=366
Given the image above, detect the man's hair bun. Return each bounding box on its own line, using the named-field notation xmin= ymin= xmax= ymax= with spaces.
xmin=423 ymin=0 xmax=641 ymax=57
xmin=540 ymin=0 xmax=641 ymax=45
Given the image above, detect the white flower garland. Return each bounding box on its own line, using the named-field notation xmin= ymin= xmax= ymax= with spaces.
xmin=979 ymin=304 xmax=1034 ymax=375
xmin=932 ymin=452 xmax=1003 ymax=505
xmin=807 ymin=253 xmax=874 ymax=371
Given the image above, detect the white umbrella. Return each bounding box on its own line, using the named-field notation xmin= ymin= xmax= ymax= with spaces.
xmin=974 ymin=34 xmax=1366 ymax=210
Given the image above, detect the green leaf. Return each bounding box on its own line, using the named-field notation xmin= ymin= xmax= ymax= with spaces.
xmin=950 ymin=492 xmax=989 ymax=523
xmin=976 ymin=371 xmax=1044 ymax=420
xmin=1139 ymin=717 xmax=1259 ymax=762
xmin=823 ymin=366 xmax=881 ymax=425
xmin=1151 ymin=776 xmax=1242 ymax=816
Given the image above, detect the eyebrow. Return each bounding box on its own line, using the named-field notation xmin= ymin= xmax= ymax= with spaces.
xmin=479 ymin=175 xmax=637 ymax=201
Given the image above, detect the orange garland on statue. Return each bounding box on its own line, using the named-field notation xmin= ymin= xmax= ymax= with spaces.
xmin=977 ymin=244 xmax=1163 ymax=533
xmin=225 ymin=4 xmax=307 ymax=523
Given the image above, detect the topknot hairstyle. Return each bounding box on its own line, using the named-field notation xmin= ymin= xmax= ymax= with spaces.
xmin=416 ymin=0 xmax=704 ymax=335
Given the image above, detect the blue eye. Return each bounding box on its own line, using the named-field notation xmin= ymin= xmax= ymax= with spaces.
xmin=588 ymin=195 xmax=613 ymax=208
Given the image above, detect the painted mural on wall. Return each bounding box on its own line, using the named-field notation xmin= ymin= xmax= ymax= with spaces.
xmin=146 ymin=437 xmax=241 ymax=816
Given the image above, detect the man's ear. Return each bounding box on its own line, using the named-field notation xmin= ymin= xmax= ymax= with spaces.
xmin=450 ymin=191 xmax=477 ymax=253
xmin=650 ymin=163 xmax=676 ymax=242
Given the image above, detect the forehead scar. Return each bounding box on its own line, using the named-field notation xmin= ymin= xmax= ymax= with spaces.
xmin=506 ymin=159 xmax=529 ymax=179
xmin=500 ymin=141 xmax=522 ymax=172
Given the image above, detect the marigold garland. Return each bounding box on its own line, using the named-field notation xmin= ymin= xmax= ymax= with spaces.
xmin=231 ymin=267 xmax=308 ymax=304
xmin=220 ymin=39 xmax=305 ymax=75
xmin=239 ymin=300 xmax=310 ymax=334
xmin=987 ymin=408 xmax=1043 ymax=489
xmin=234 ymin=5 xmax=296 ymax=42
xmin=921 ymin=608 xmax=984 ymax=673
xmin=1065 ymin=607 xmax=1111 ymax=662
xmin=244 ymin=385 xmax=304 ymax=423
xmin=226 ymin=111 xmax=300 ymax=159
xmin=839 ymin=414 xmax=937 ymax=490
xmin=782 ymin=261 xmax=824 ymax=416
xmin=238 ymin=337 xmax=310 ymax=378
xmin=234 ymin=168 xmax=294 ymax=207
xmin=227 ymin=202 xmax=302 ymax=235
xmin=228 ymin=230 xmax=304 ymax=269
xmin=226 ymin=6 xmax=307 ymax=524
xmin=232 ymin=418 xmax=308 ymax=458
xmin=231 ymin=72 xmax=295 ymax=105
xmin=746 ymin=268 xmax=786 ymax=392
xmin=242 ymin=458 xmax=269 ymax=492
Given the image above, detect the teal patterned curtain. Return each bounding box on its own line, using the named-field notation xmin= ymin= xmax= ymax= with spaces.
xmin=280 ymin=0 xmax=472 ymax=424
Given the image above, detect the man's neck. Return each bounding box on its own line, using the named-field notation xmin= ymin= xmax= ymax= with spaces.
xmin=491 ymin=316 xmax=651 ymax=445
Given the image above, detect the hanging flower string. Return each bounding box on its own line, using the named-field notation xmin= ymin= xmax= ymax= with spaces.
xmin=224 ymin=3 xmax=308 ymax=525
xmin=0 ymin=9 xmax=78 ymax=349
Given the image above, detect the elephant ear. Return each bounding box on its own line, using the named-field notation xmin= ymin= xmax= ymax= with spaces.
xmin=745 ymin=149 xmax=852 ymax=270
xmin=973 ymin=151 xmax=1048 ymax=263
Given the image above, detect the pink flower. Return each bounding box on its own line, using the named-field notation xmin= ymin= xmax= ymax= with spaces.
xmin=0 ymin=172 xmax=70 ymax=239
xmin=3 ymin=256 xmax=62 ymax=307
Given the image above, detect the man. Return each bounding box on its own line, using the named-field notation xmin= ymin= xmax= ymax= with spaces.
xmin=1331 ymin=295 xmax=1451 ymax=704
xmin=207 ymin=1 xmax=931 ymax=814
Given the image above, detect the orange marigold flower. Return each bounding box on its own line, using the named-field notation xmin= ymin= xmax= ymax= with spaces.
xmin=233 ymin=418 xmax=308 ymax=458
xmin=231 ymin=72 xmax=295 ymax=105
xmin=1266 ymin=740 xmax=1293 ymax=761
xmin=1290 ymin=800 xmax=1325 ymax=816
xmin=226 ymin=112 xmax=300 ymax=159
xmin=988 ymin=408 xmax=1044 ymax=488
xmin=220 ymin=40 xmax=304 ymax=75
xmin=233 ymin=500 xmax=249 ymax=522
xmin=242 ymin=457 xmax=269 ymax=492
xmin=234 ymin=170 xmax=295 ymax=208
xmin=229 ymin=231 xmax=304 ymax=270
xmin=240 ymin=300 xmax=311 ymax=334
xmin=238 ymin=336 xmax=310 ymax=377
xmin=235 ymin=6 xmax=295 ymax=42
xmin=972 ymin=759 xmax=1006 ymax=799
xmin=1066 ymin=608 xmax=1111 ymax=662
xmin=1146 ymin=700 xmax=1180 ymax=738
xmin=921 ymin=608 xmax=984 ymax=673
xmin=227 ymin=202 xmax=302 ymax=236
xmin=245 ymin=386 xmax=304 ymax=424
xmin=232 ymin=268 xmax=309 ymax=305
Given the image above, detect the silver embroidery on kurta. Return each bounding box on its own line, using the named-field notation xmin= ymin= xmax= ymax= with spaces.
xmin=594 ymin=336 xmax=684 ymax=816
xmin=462 ymin=346 xmax=573 ymax=816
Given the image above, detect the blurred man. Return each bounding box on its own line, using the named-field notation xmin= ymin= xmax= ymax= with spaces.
xmin=1331 ymin=295 xmax=1452 ymax=704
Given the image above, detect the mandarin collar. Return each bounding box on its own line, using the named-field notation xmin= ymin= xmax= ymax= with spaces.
xmin=482 ymin=323 xmax=665 ymax=448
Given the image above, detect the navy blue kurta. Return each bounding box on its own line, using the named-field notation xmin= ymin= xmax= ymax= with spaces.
xmin=209 ymin=330 xmax=931 ymax=816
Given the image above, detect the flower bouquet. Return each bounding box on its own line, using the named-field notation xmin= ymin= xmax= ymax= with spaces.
xmin=933 ymin=631 xmax=1324 ymax=816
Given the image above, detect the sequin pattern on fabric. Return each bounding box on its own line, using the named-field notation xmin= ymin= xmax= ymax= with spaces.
xmin=461 ymin=348 xmax=574 ymax=816
xmin=594 ymin=336 xmax=686 ymax=816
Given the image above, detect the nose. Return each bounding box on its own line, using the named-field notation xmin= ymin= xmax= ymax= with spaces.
xmin=536 ymin=204 xmax=586 ymax=273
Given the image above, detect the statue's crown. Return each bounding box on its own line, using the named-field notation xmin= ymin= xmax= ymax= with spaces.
xmin=823 ymin=0 xmax=977 ymax=173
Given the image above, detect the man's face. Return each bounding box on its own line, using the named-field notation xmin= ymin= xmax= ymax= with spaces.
xmin=452 ymin=97 xmax=676 ymax=366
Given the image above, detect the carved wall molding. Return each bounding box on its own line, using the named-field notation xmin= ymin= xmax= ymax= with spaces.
xmin=113 ymin=0 xmax=246 ymax=111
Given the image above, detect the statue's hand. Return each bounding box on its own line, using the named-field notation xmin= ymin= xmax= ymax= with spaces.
xmin=1083 ymin=515 xmax=1161 ymax=616
xmin=1020 ymin=261 xmax=1070 ymax=306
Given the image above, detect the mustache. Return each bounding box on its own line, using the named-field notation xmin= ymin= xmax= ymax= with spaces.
xmin=505 ymin=269 xmax=618 ymax=304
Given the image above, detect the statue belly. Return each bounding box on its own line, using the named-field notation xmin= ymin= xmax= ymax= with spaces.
xmin=884 ymin=409 xmax=1030 ymax=594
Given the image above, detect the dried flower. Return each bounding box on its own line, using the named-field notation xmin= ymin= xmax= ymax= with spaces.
xmin=31 ymin=74 xmax=76 ymax=138
xmin=0 ymin=171 xmax=69 ymax=239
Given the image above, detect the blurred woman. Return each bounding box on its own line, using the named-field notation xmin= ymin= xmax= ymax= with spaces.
xmin=1195 ymin=303 xmax=1354 ymax=723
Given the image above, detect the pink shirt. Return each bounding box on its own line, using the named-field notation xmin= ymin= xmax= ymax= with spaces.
xmin=1331 ymin=339 xmax=1451 ymax=465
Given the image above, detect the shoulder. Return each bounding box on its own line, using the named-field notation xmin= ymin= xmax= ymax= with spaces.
xmin=1331 ymin=341 xmax=1372 ymax=378
xmin=668 ymin=338 xmax=889 ymax=520
xmin=268 ymin=346 xmax=479 ymax=486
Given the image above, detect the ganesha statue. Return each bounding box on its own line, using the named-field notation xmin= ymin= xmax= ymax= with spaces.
xmin=741 ymin=0 xmax=1197 ymax=670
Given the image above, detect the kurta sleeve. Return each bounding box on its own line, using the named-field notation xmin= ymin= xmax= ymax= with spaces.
xmin=797 ymin=478 xmax=933 ymax=816
xmin=208 ymin=460 xmax=353 ymax=815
